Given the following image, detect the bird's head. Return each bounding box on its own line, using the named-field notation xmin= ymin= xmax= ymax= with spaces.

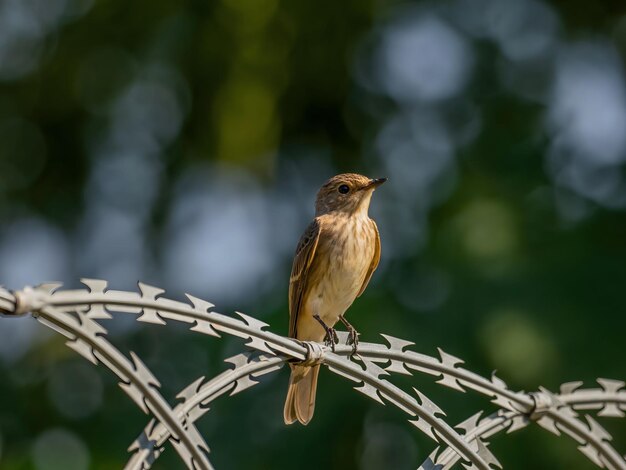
xmin=315 ymin=173 xmax=387 ymax=216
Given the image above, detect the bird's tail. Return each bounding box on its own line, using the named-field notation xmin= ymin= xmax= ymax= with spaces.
xmin=283 ymin=364 xmax=320 ymax=425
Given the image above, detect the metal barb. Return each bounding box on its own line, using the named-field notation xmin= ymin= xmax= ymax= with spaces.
xmin=0 ymin=286 xmax=17 ymax=315
xmin=37 ymin=305 xmax=214 ymax=470
xmin=126 ymin=352 xmax=284 ymax=470
xmin=1 ymin=281 xmax=625 ymax=470
xmin=429 ymin=381 xmax=626 ymax=470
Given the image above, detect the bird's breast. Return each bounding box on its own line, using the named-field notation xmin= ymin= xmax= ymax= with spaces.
xmin=306 ymin=216 xmax=375 ymax=325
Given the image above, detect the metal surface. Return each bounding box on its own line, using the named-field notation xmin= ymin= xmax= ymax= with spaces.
xmin=36 ymin=305 xmax=213 ymax=470
xmin=0 ymin=281 xmax=624 ymax=469
xmin=125 ymin=351 xmax=284 ymax=470
xmin=428 ymin=381 xmax=626 ymax=470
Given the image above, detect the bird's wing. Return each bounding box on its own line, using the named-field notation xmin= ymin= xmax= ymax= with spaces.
xmin=289 ymin=218 xmax=322 ymax=338
xmin=357 ymin=220 xmax=381 ymax=297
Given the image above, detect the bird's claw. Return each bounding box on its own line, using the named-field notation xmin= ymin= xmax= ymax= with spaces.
xmin=314 ymin=314 xmax=339 ymax=352
xmin=339 ymin=315 xmax=360 ymax=358
xmin=323 ymin=328 xmax=339 ymax=351
xmin=346 ymin=328 xmax=360 ymax=358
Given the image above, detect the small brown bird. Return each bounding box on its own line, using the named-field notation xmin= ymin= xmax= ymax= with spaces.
xmin=284 ymin=173 xmax=386 ymax=425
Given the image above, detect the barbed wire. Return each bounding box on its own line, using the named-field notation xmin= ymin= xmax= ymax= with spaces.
xmin=428 ymin=380 xmax=626 ymax=469
xmin=0 ymin=280 xmax=624 ymax=469
xmin=125 ymin=351 xmax=284 ymax=470
xmin=2 ymin=281 xmax=492 ymax=469
xmin=54 ymin=282 xmax=494 ymax=469
xmin=36 ymin=305 xmax=213 ymax=470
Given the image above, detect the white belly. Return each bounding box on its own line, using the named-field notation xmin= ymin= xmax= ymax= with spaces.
xmin=304 ymin=218 xmax=374 ymax=329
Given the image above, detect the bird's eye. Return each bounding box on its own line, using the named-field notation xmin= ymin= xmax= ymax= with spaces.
xmin=338 ymin=184 xmax=350 ymax=194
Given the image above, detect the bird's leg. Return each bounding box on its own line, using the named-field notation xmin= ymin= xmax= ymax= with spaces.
xmin=313 ymin=314 xmax=338 ymax=351
xmin=339 ymin=315 xmax=360 ymax=356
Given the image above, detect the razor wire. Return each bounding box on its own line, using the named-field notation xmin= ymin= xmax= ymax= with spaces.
xmin=0 ymin=280 xmax=624 ymax=469
xmin=429 ymin=380 xmax=626 ymax=469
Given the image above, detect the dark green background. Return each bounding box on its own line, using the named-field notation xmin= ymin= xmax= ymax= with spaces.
xmin=0 ymin=0 xmax=625 ymax=468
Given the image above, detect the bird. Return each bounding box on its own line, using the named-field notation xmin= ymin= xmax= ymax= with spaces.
xmin=284 ymin=173 xmax=386 ymax=425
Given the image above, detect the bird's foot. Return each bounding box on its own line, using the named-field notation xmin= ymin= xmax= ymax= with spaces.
xmin=324 ymin=329 xmax=339 ymax=352
xmin=339 ymin=315 xmax=360 ymax=358
xmin=313 ymin=314 xmax=339 ymax=352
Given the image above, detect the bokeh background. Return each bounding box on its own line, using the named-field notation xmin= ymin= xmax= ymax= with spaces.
xmin=0 ymin=0 xmax=625 ymax=468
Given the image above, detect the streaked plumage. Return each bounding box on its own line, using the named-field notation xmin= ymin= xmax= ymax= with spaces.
xmin=284 ymin=173 xmax=385 ymax=425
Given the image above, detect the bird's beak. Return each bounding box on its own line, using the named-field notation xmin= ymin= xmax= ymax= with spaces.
xmin=362 ymin=177 xmax=387 ymax=190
